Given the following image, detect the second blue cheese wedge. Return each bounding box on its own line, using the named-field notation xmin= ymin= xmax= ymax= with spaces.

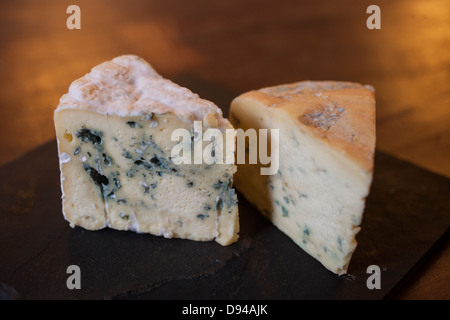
xmin=54 ymin=55 xmax=239 ymax=245
xmin=229 ymin=81 xmax=375 ymax=274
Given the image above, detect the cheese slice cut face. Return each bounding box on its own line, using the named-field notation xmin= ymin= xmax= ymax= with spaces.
xmin=54 ymin=55 xmax=239 ymax=246
xmin=229 ymin=81 xmax=375 ymax=274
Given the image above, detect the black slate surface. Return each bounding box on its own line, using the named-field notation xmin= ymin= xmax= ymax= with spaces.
xmin=0 ymin=140 xmax=448 ymax=300
xmin=0 ymin=77 xmax=449 ymax=300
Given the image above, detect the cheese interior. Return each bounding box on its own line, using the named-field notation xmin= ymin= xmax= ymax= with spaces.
xmin=230 ymin=97 xmax=372 ymax=273
xmin=55 ymin=109 xmax=239 ymax=246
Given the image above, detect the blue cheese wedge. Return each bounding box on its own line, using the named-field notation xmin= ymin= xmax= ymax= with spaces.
xmin=54 ymin=55 xmax=239 ymax=246
xmin=229 ymin=81 xmax=375 ymax=274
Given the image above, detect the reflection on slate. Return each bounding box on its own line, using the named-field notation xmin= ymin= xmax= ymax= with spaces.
xmin=0 ymin=75 xmax=449 ymax=299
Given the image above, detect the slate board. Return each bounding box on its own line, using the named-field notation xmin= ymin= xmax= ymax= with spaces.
xmin=0 ymin=141 xmax=448 ymax=300
xmin=0 ymin=77 xmax=449 ymax=299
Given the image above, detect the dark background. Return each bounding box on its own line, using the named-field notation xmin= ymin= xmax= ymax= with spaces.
xmin=0 ymin=0 xmax=448 ymax=299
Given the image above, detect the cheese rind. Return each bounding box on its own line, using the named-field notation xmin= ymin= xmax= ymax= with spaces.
xmin=55 ymin=55 xmax=239 ymax=246
xmin=229 ymin=81 xmax=375 ymax=274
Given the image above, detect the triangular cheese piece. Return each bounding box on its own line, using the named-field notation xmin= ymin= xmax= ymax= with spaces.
xmin=54 ymin=55 xmax=239 ymax=245
xmin=230 ymin=81 xmax=375 ymax=273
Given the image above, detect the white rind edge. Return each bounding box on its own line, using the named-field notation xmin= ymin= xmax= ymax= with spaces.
xmin=55 ymin=55 xmax=232 ymax=130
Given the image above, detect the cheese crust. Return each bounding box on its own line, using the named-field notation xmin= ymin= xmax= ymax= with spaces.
xmin=234 ymin=81 xmax=375 ymax=171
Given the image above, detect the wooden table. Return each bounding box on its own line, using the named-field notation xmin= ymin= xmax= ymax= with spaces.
xmin=0 ymin=0 xmax=448 ymax=299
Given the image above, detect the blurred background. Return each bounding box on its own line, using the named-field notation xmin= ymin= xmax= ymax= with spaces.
xmin=0 ymin=0 xmax=448 ymax=298
xmin=0 ymin=0 xmax=449 ymax=176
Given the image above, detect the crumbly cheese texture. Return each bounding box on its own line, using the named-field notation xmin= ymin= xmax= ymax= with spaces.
xmin=229 ymin=81 xmax=375 ymax=274
xmin=54 ymin=55 xmax=239 ymax=246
